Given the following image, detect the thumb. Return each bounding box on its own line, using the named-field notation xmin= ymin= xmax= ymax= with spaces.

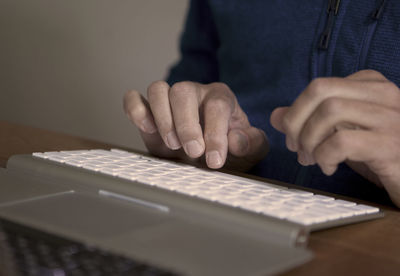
xmin=270 ymin=106 xmax=289 ymax=133
xmin=228 ymin=127 xmax=269 ymax=162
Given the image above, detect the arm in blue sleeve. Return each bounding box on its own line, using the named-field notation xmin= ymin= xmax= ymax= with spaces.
xmin=166 ymin=0 xmax=220 ymax=85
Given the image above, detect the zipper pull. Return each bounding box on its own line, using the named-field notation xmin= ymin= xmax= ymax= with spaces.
xmin=319 ymin=0 xmax=341 ymax=50
xmin=327 ymin=0 xmax=341 ymax=15
xmin=319 ymin=20 xmax=334 ymax=50
xmin=372 ymin=0 xmax=386 ymax=20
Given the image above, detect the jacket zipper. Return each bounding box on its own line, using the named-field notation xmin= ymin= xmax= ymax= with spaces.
xmin=318 ymin=0 xmax=341 ymax=50
xmin=298 ymin=0 xmax=342 ymax=186
xmin=314 ymin=0 xmax=341 ymax=78
xmin=358 ymin=0 xmax=387 ymax=70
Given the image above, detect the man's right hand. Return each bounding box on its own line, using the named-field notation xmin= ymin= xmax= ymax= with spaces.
xmin=123 ymin=81 xmax=269 ymax=171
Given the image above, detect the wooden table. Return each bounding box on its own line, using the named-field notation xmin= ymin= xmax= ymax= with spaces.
xmin=1 ymin=120 xmax=400 ymax=275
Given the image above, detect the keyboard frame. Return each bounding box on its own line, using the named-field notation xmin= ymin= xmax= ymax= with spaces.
xmin=6 ymin=151 xmax=384 ymax=234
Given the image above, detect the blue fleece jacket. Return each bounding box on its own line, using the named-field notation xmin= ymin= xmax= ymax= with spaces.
xmin=166 ymin=0 xmax=400 ymax=205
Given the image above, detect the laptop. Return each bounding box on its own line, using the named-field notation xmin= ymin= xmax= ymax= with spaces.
xmin=0 ymin=149 xmax=384 ymax=275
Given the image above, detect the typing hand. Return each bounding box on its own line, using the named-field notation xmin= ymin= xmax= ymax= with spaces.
xmin=270 ymin=70 xmax=400 ymax=207
xmin=124 ymin=81 xmax=269 ymax=171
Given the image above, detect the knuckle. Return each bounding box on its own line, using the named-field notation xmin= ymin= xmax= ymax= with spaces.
xmin=319 ymin=97 xmax=343 ymax=117
xmin=204 ymin=132 xmax=223 ymax=146
xmin=382 ymin=81 xmax=399 ymax=95
xmin=211 ymin=83 xmax=237 ymax=103
xmin=380 ymin=81 xmax=400 ymax=106
xmin=175 ymin=123 xmax=199 ymax=137
xmin=170 ymin=81 xmax=196 ymax=97
xmin=209 ymin=82 xmax=231 ymax=94
xmin=307 ymin=78 xmax=329 ymax=98
xmin=360 ymin=69 xmax=383 ymax=78
xmin=147 ymin=80 xmax=169 ymax=99
xmin=206 ymin=97 xmax=232 ymax=112
xmin=331 ymin=131 xmax=349 ymax=151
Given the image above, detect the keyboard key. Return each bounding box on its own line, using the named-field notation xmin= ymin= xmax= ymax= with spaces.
xmin=333 ymin=199 xmax=357 ymax=207
xmin=312 ymin=194 xmax=335 ymax=202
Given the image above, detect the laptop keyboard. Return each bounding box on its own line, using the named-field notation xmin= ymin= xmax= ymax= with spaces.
xmin=32 ymin=149 xmax=380 ymax=226
xmin=0 ymin=218 xmax=179 ymax=276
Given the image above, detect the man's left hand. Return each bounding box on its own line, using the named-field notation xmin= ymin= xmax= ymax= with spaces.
xmin=270 ymin=70 xmax=400 ymax=207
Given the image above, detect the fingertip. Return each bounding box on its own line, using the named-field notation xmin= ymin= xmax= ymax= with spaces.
xmin=321 ymin=164 xmax=337 ymax=176
xmin=286 ymin=136 xmax=297 ymax=152
xmin=165 ymin=131 xmax=181 ymax=150
xmin=183 ymin=140 xmax=205 ymax=158
xmin=205 ymin=150 xmax=224 ymax=169
xmin=297 ymin=150 xmax=317 ymax=166
xmin=270 ymin=107 xmax=289 ymax=133
xmin=297 ymin=150 xmax=307 ymax=166
xmin=147 ymin=80 xmax=170 ymax=97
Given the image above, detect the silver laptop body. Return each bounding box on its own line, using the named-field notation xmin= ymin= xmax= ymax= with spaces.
xmin=0 ymin=151 xmax=383 ymax=275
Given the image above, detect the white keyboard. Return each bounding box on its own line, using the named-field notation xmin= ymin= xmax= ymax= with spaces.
xmin=32 ymin=149 xmax=380 ymax=226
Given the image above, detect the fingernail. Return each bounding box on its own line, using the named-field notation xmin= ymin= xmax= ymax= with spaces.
xmin=183 ymin=140 xmax=204 ymax=157
xmin=297 ymin=150 xmax=308 ymax=166
xmin=286 ymin=137 xmax=297 ymax=151
xmin=306 ymin=153 xmax=316 ymax=165
xmin=206 ymin=151 xmax=223 ymax=168
xmin=165 ymin=132 xmax=181 ymax=150
xmin=141 ymin=119 xmax=157 ymax=134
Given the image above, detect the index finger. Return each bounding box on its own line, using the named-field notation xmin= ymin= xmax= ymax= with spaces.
xmin=270 ymin=106 xmax=289 ymax=133
xmin=169 ymin=82 xmax=205 ymax=158
xmin=202 ymin=85 xmax=237 ymax=168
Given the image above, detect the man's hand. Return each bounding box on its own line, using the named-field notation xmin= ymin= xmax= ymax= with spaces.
xmin=124 ymin=81 xmax=269 ymax=171
xmin=270 ymin=70 xmax=400 ymax=207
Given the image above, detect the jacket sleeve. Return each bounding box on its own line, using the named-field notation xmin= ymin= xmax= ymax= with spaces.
xmin=166 ymin=0 xmax=220 ymax=85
